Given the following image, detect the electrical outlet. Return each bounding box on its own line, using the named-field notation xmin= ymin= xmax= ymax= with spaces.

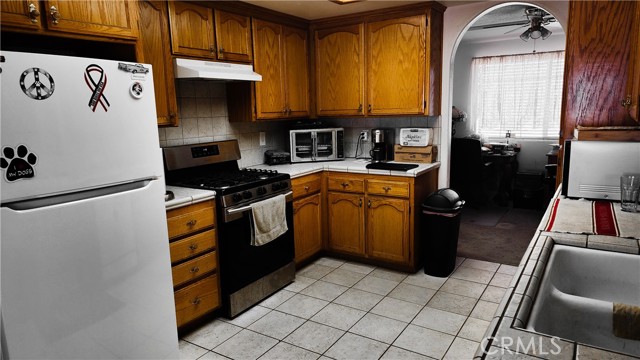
xmin=360 ymin=130 xmax=369 ymax=141
xmin=259 ymin=132 xmax=266 ymax=146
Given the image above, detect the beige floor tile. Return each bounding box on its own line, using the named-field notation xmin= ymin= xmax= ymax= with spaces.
xmin=455 ymin=257 xmax=466 ymax=267
xmin=353 ymin=275 xmax=401 ymax=296
xmin=371 ymin=297 xmax=422 ymax=323
xmin=297 ymin=264 xmax=334 ymax=280
xmin=276 ymin=294 xmax=329 ymax=319
xmin=214 ymin=329 xmax=278 ymax=360
xmin=258 ymin=342 xmax=320 ymax=360
xmin=221 ymin=305 xmax=271 ymax=328
xmin=403 ymin=272 xmax=447 ymax=290
xmin=489 ymin=273 xmax=513 ymax=288
xmin=339 ymin=262 xmax=376 ymax=275
xmin=350 ymin=313 xmax=408 ymax=344
xmin=259 ymin=289 xmax=296 ymax=309
xmin=248 ymin=310 xmax=306 ymax=340
xmin=450 ymin=266 xmax=495 ymax=284
xmin=412 ymin=307 xmax=467 ymax=335
xmin=461 ymin=259 xmax=500 ymax=272
xmin=458 ymin=317 xmax=491 ymax=342
xmin=310 ymin=303 xmax=366 ymax=331
xmin=182 ymin=319 xmax=243 ymax=350
xmin=441 ymin=278 xmax=487 ymax=299
xmin=178 ymin=340 xmax=208 ymax=360
xmin=369 ymin=268 xmax=408 ymax=282
xmin=325 ymin=333 xmax=389 ymax=360
xmin=313 ymin=257 xmax=345 ymax=268
xmin=381 ymin=346 xmax=432 ymax=360
xmin=300 ymin=280 xmax=348 ymax=301
xmin=197 ymin=351 xmax=229 ymax=360
xmin=427 ymin=291 xmax=478 ymax=316
xmin=470 ymin=300 xmax=500 ymax=321
xmin=284 ymin=321 xmax=344 ymax=354
xmin=387 ymin=283 xmax=437 ymax=306
xmin=393 ymin=324 xmax=455 ymax=358
xmin=497 ymin=264 xmax=518 ymax=275
xmin=333 ymin=288 xmax=384 ymax=312
xmin=443 ymin=337 xmax=480 ymax=360
xmin=481 ymin=286 xmax=508 ymax=303
xmin=321 ymin=268 xmax=366 ymax=287
xmin=284 ymin=275 xmax=316 ymax=293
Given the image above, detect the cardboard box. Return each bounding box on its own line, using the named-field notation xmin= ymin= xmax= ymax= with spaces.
xmin=394 ymin=145 xmax=437 ymax=163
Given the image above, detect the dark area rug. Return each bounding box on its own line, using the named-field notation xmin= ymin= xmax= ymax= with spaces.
xmin=456 ymin=203 xmax=545 ymax=266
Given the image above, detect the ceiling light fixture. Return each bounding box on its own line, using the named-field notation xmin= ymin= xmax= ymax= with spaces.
xmin=519 ymin=8 xmax=553 ymax=42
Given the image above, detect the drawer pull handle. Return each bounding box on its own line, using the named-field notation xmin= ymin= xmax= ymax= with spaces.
xmin=191 ymin=297 xmax=201 ymax=305
xmin=190 ymin=266 xmax=200 ymax=273
xmin=341 ymin=182 xmax=349 ymax=188
xmin=187 ymin=219 xmax=197 ymax=227
xmin=29 ymin=3 xmax=40 ymax=23
xmin=383 ymin=186 xmax=392 ymax=192
xmin=304 ymin=186 xmax=310 ymax=191
xmin=49 ymin=6 xmax=60 ymax=25
xmin=368 ymin=199 xmax=371 ymax=208
xmin=188 ymin=243 xmax=198 ymax=251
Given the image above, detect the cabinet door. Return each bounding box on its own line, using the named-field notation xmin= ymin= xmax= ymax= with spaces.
xmin=327 ymin=192 xmax=365 ymax=255
xmin=137 ymin=0 xmax=178 ymax=127
xmin=366 ymin=196 xmax=410 ymax=264
xmin=367 ymin=15 xmax=425 ymax=115
xmin=1 ymin=0 xmax=42 ymax=30
xmin=253 ymin=19 xmax=287 ymax=119
xmin=167 ymin=1 xmax=215 ymax=59
xmin=284 ymin=25 xmax=310 ymax=117
xmin=43 ymin=0 xmax=139 ymax=39
xmin=315 ymin=24 xmax=365 ymax=116
xmin=293 ymin=193 xmax=323 ymax=264
xmin=214 ymin=9 xmax=252 ymax=63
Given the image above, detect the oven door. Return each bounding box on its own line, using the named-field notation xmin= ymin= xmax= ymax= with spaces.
xmin=217 ymin=192 xmax=295 ymax=306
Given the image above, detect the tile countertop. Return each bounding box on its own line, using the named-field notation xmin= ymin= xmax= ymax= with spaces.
xmin=165 ymin=185 xmax=216 ymax=210
xmin=478 ymin=188 xmax=640 ymax=359
xmin=249 ymin=159 xmax=440 ymax=179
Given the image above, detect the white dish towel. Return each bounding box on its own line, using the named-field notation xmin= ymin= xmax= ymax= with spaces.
xmin=250 ymin=194 xmax=288 ymax=246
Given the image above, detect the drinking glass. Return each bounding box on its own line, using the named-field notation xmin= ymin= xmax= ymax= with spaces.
xmin=620 ymin=174 xmax=640 ymax=212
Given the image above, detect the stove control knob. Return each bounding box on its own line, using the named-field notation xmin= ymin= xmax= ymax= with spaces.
xmin=279 ymin=181 xmax=289 ymax=190
xmin=257 ymin=187 xmax=267 ymax=196
xmin=232 ymin=193 xmax=242 ymax=202
xmin=271 ymin=183 xmax=280 ymax=191
xmin=242 ymin=191 xmax=252 ymax=199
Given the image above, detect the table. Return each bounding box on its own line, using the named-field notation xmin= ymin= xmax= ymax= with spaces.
xmin=482 ymin=151 xmax=519 ymax=206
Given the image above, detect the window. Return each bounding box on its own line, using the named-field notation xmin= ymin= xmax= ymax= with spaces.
xmin=470 ymin=51 xmax=564 ymax=139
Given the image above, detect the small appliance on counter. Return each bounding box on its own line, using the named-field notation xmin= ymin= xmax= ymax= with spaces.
xmin=289 ymin=127 xmax=344 ymax=163
xmin=265 ymin=150 xmax=291 ymax=165
xmin=399 ymin=128 xmax=433 ymax=147
xmin=370 ymin=128 xmax=395 ymax=162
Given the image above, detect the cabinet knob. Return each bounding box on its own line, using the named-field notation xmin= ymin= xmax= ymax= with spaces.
xmin=218 ymin=47 xmax=225 ymax=58
xmin=190 ymin=266 xmax=200 ymax=273
xmin=382 ymin=186 xmax=391 ymax=192
xmin=49 ymin=6 xmax=60 ymax=25
xmin=368 ymin=199 xmax=371 ymax=208
xmin=186 ymin=219 xmax=197 ymax=227
xmin=282 ymin=108 xmax=287 ymax=114
xmin=209 ymin=45 xmax=215 ymax=54
xmin=188 ymin=243 xmax=198 ymax=251
xmin=28 ymin=3 xmax=39 ymax=23
xmin=368 ymin=104 xmax=372 ymax=113
xmin=304 ymin=186 xmax=310 ymax=191
xmin=191 ymin=297 xmax=201 ymax=305
xmin=169 ymin=112 xmax=176 ymax=119
xmin=358 ymin=198 xmax=362 ymax=207
xmin=357 ymin=104 xmax=363 ymax=113
xmin=622 ymin=95 xmax=632 ymax=108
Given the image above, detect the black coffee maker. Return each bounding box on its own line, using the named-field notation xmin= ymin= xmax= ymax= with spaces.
xmin=370 ymin=128 xmax=395 ymax=162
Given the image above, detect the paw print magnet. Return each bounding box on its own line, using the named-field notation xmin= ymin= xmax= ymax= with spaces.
xmin=0 ymin=145 xmax=37 ymax=182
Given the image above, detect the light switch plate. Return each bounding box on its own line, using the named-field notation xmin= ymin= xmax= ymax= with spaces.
xmin=259 ymin=132 xmax=266 ymax=146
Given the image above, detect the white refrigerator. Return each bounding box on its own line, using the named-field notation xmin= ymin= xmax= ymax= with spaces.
xmin=0 ymin=51 xmax=179 ymax=359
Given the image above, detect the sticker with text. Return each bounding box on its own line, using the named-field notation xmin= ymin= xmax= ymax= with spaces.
xmin=85 ymin=64 xmax=110 ymax=112
xmin=118 ymin=62 xmax=149 ymax=74
xmin=0 ymin=145 xmax=37 ymax=182
xmin=20 ymin=67 xmax=55 ymax=100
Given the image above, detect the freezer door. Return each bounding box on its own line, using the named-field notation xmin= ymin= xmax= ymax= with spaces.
xmin=0 ymin=51 xmax=162 ymax=203
xmin=1 ymin=179 xmax=178 ymax=359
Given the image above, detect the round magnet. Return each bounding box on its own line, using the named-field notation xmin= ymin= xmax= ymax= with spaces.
xmin=130 ymin=81 xmax=143 ymax=99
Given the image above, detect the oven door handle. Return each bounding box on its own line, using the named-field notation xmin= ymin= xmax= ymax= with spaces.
xmin=224 ymin=191 xmax=293 ymax=221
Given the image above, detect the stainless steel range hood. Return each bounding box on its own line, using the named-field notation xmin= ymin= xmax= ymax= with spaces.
xmin=174 ymin=58 xmax=262 ymax=81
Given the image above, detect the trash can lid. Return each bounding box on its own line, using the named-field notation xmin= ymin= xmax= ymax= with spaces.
xmin=422 ymin=188 xmax=464 ymax=213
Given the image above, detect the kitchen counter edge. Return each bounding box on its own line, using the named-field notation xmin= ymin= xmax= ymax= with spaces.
xmin=165 ymin=185 xmax=216 ymax=210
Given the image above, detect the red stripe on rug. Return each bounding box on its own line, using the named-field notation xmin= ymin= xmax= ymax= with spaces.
xmin=545 ymin=198 xmax=560 ymax=231
xmin=592 ymin=201 xmax=620 ymax=236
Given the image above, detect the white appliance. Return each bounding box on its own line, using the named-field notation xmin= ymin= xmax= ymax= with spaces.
xmin=174 ymin=58 xmax=262 ymax=81
xmin=0 ymin=51 xmax=179 ymax=359
xmin=562 ymin=140 xmax=640 ymax=200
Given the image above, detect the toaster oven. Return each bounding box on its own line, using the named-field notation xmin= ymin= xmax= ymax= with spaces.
xmin=289 ymin=128 xmax=344 ymax=163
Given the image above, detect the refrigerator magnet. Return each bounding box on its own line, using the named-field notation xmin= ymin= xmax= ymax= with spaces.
xmin=0 ymin=145 xmax=37 ymax=182
xmin=85 ymin=64 xmax=110 ymax=112
xmin=20 ymin=67 xmax=55 ymax=100
xmin=130 ymin=82 xmax=144 ymax=99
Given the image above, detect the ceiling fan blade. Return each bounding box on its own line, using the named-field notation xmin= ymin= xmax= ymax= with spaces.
xmin=504 ymin=24 xmax=529 ymax=34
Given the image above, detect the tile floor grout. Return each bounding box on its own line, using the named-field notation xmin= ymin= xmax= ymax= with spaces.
xmin=179 ymin=257 xmax=517 ymax=360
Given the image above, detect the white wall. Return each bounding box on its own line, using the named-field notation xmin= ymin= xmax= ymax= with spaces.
xmin=440 ymin=0 xmax=570 ymax=187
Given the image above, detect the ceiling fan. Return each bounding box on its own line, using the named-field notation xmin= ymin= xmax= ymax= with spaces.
xmin=505 ymin=8 xmax=556 ymax=41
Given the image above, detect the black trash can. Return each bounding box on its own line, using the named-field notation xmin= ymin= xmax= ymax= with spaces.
xmin=422 ymin=189 xmax=465 ymax=277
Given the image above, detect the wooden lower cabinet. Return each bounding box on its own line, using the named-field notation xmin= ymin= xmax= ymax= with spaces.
xmin=327 ymin=192 xmax=365 ymax=256
xmin=291 ymin=173 xmax=323 ymax=264
xmin=366 ymin=196 xmax=410 ymax=263
xmin=166 ymin=199 xmax=220 ymax=328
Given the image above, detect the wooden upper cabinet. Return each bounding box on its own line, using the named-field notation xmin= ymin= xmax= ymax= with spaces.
xmin=168 ymin=1 xmax=215 ymax=59
xmin=136 ymin=0 xmax=179 ymax=127
xmin=315 ymin=24 xmax=365 ymax=116
xmin=1 ymin=0 xmax=43 ymax=30
xmin=284 ymin=25 xmax=310 ymax=117
xmin=214 ymin=9 xmax=252 ymax=63
xmin=626 ymin=2 xmax=640 ymax=123
xmin=253 ymin=19 xmax=286 ymax=119
xmin=367 ymin=15 xmax=426 ymax=115
xmin=43 ymin=0 xmax=138 ymax=39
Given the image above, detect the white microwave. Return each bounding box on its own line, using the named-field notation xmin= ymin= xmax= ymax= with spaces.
xmin=289 ymin=128 xmax=344 ymax=162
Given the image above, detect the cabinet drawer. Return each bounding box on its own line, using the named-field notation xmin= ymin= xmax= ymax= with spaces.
xmin=292 ymin=174 xmax=322 ymax=199
xmin=172 ymin=252 xmax=217 ymax=287
xmin=366 ymin=179 xmax=410 ymax=198
xmin=327 ymin=176 xmax=364 ymax=193
xmin=167 ymin=201 xmax=215 ymax=239
xmin=169 ymin=229 xmax=216 ymax=264
xmin=174 ymin=274 xmax=220 ymax=327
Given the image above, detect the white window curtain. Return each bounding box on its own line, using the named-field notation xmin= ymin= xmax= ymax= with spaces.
xmin=470 ymin=51 xmax=565 ymax=140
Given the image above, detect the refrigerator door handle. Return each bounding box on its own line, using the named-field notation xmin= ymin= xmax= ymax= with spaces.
xmin=2 ymin=179 xmax=154 ymax=211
